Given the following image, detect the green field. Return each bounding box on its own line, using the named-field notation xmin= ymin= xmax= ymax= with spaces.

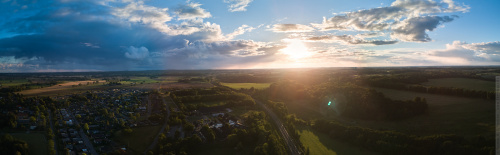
xmin=367 ymin=88 xmax=495 ymax=137
xmin=298 ymin=126 xmax=377 ymax=155
xmin=121 ymin=76 xmax=166 ymax=84
xmin=421 ymin=78 xmax=495 ymax=92
xmin=0 ymin=79 xmax=30 ymax=87
xmin=220 ymin=83 xmax=271 ymax=89
xmin=114 ymin=125 xmax=162 ymax=153
xmin=11 ymin=133 xmax=48 ymax=155
xmin=285 ymin=87 xmax=494 ymax=138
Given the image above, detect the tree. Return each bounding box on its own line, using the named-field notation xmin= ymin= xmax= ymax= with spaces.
xmin=48 ymin=139 xmax=56 ymax=155
xmin=201 ymin=125 xmax=215 ymax=142
xmin=29 ymin=116 xmax=37 ymax=124
xmin=83 ymin=123 xmax=89 ymax=131
xmin=183 ymin=123 xmax=194 ymax=133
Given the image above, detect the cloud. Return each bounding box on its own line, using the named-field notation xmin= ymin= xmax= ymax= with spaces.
xmin=224 ymin=0 xmax=253 ymax=12
xmin=125 ymin=46 xmax=149 ymax=60
xmin=226 ymin=25 xmax=255 ymax=40
xmin=270 ymin=24 xmax=315 ymax=33
xmin=306 ymin=35 xmax=398 ymax=45
xmin=310 ymin=0 xmax=468 ymax=42
xmin=175 ymin=1 xmax=212 ymax=20
xmin=391 ymin=16 xmax=455 ymax=42
xmin=0 ymin=0 xmax=265 ymax=72
xmin=428 ymin=41 xmax=500 ymax=63
xmin=462 ymin=41 xmax=500 ymax=54
xmin=112 ymin=1 xmax=172 ymax=26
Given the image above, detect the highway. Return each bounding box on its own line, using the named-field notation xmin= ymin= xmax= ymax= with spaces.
xmin=253 ymin=99 xmax=300 ymax=155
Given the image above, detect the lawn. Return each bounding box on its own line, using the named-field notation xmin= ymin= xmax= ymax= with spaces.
xmin=114 ymin=125 xmax=162 ymax=153
xmin=11 ymin=133 xmax=48 ymax=155
xmin=220 ymin=83 xmax=271 ymax=90
xmin=421 ymin=78 xmax=495 ymax=92
xmin=297 ymin=126 xmax=377 ymax=155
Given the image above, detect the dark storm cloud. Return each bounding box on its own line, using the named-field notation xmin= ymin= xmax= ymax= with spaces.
xmin=0 ymin=0 xmax=278 ymax=72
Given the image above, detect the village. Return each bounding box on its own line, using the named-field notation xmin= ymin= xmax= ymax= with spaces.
xmin=43 ymin=88 xmax=247 ymax=154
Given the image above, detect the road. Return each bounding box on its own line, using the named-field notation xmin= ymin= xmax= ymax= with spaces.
xmin=144 ymin=95 xmax=171 ymax=154
xmin=68 ymin=110 xmax=98 ymax=155
xmin=47 ymin=110 xmax=59 ymax=155
xmin=79 ymin=129 xmax=98 ymax=155
xmin=254 ymin=99 xmax=301 ymax=155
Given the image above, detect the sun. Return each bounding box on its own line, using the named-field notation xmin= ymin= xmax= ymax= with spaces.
xmin=280 ymin=40 xmax=311 ymax=59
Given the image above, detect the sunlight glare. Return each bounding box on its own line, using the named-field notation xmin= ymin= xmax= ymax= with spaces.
xmin=280 ymin=40 xmax=311 ymax=59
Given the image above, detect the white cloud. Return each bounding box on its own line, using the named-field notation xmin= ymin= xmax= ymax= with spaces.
xmin=224 ymin=0 xmax=253 ymax=12
xmin=391 ymin=15 xmax=456 ymax=42
xmin=310 ymin=0 xmax=468 ymax=42
xmin=175 ymin=1 xmax=212 ymax=20
xmin=427 ymin=41 xmax=500 ymax=64
xmin=270 ymin=24 xmax=315 ymax=33
xmin=305 ymin=35 xmax=398 ymax=45
xmin=226 ymin=25 xmax=255 ymax=40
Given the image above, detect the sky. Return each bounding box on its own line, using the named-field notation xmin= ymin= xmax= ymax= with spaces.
xmin=0 ymin=0 xmax=499 ymax=72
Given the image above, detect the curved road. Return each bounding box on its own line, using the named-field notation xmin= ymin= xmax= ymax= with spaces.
xmin=253 ymin=99 xmax=300 ymax=155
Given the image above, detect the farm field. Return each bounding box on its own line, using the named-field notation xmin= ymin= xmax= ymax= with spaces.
xmin=220 ymin=83 xmax=271 ymax=89
xmin=364 ymin=88 xmax=495 ymax=138
xmin=17 ymin=79 xmax=213 ymax=97
xmin=11 ymin=133 xmax=48 ymax=155
xmin=114 ymin=125 xmax=163 ymax=154
xmin=0 ymin=79 xmax=30 ymax=87
xmin=284 ymin=87 xmax=494 ymax=138
xmin=18 ymin=80 xmax=106 ymax=96
xmin=297 ymin=126 xmax=377 ymax=155
xmin=421 ymin=78 xmax=495 ymax=92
